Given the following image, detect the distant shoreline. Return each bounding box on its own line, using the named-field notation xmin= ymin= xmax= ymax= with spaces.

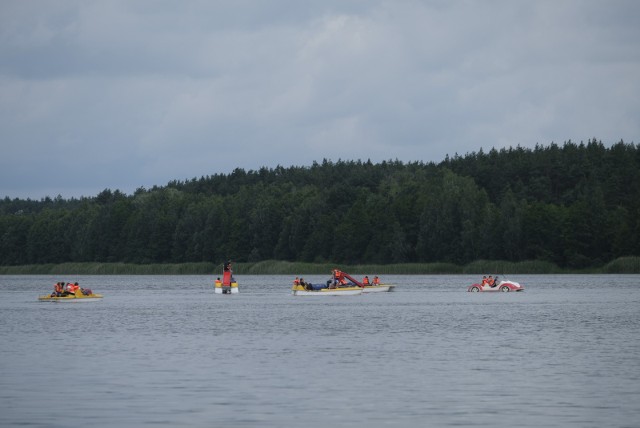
xmin=1 ymin=257 xmax=638 ymax=275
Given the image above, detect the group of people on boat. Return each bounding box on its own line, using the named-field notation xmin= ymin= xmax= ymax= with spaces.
xmin=361 ymin=275 xmax=381 ymax=286
xmin=480 ymin=275 xmax=499 ymax=288
xmin=51 ymin=281 xmax=92 ymax=297
xmin=293 ymin=270 xmax=382 ymax=290
xmin=330 ymin=269 xmax=380 ymax=288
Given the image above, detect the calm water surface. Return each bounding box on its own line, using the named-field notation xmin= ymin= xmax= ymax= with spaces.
xmin=1 ymin=274 xmax=639 ymax=427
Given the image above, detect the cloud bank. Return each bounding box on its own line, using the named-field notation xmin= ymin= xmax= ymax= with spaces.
xmin=1 ymin=0 xmax=638 ymax=198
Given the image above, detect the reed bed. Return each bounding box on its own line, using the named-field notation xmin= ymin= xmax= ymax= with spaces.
xmin=1 ymin=257 xmax=638 ymax=275
xmin=0 ymin=262 xmax=216 ymax=275
xmin=602 ymin=256 xmax=640 ymax=274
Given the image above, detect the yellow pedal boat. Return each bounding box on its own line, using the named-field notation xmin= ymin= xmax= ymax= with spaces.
xmin=38 ymin=290 xmax=103 ymax=302
xmin=214 ymin=281 xmax=239 ymax=294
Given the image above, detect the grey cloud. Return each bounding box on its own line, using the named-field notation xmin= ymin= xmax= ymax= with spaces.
xmin=1 ymin=0 xmax=638 ymax=199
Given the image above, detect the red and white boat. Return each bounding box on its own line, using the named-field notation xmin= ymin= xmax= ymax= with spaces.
xmin=468 ymin=279 xmax=524 ymax=292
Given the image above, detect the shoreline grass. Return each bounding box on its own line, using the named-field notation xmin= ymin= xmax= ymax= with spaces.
xmin=1 ymin=257 xmax=638 ymax=275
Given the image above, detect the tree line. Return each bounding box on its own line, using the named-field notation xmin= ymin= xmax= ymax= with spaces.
xmin=1 ymin=139 xmax=638 ymax=269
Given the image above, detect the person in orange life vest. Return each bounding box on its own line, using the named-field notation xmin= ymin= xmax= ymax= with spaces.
xmin=293 ymin=277 xmax=300 ymax=286
xmin=52 ymin=282 xmax=64 ymax=297
xmin=362 ymin=276 xmax=370 ymax=286
xmin=488 ymin=275 xmax=495 ymax=287
xmin=481 ymin=276 xmax=488 ymax=287
xmin=329 ymin=270 xmax=338 ymax=288
xmin=372 ymin=276 xmax=380 ymax=285
xmin=215 ymin=277 xmax=222 ymax=287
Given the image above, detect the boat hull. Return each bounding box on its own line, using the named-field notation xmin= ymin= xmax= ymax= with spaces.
xmin=467 ymin=280 xmax=524 ymax=292
xmin=362 ymin=284 xmax=395 ymax=293
xmin=215 ymin=282 xmax=239 ymax=294
xmin=38 ymin=294 xmax=103 ymax=302
xmin=292 ymin=287 xmax=362 ymax=296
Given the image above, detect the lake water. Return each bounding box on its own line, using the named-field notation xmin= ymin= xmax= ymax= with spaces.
xmin=1 ymin=274 xmax=639 ymax=427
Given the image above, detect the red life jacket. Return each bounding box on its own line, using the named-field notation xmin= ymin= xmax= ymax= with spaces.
xmin=222 ymin=271 xmax=232 ymax=286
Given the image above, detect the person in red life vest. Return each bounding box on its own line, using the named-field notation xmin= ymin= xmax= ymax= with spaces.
xmin=64 ymin=282 xmax=80 ymax=295
xmin=372 ymin=276 xmax=380 ymax=286
xmin=64 ymin=282 xmax=74 ymax=294
xmin=362 ymin=276 xmax=370 ymax=286
xmin=293 ymin=277 xmax=300 ymax=286
xmin=222 ymin=260 xmax=234 ymax=285
xmin=481 ymin=276 xmax=488 ymax=287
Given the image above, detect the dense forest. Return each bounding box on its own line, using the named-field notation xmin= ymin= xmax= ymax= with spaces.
xmin=1 ymin=140 xmax=639 ymax=269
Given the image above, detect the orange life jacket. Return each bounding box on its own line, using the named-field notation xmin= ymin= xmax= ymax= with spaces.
xmin=215 ymin=279 xmax=222 ymax=286
xmin=363 ymin=277 xmax=370 ymax=285
xmin=373 ymin=277 xmax=380 ymax=285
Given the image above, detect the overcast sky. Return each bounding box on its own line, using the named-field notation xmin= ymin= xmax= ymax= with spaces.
xmin=1 ymin=1 xmax=638 ymax=199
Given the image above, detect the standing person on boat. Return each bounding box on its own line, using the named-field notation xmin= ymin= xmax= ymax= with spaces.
xmin=222 ymin=260 xmax=234 ymax=285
